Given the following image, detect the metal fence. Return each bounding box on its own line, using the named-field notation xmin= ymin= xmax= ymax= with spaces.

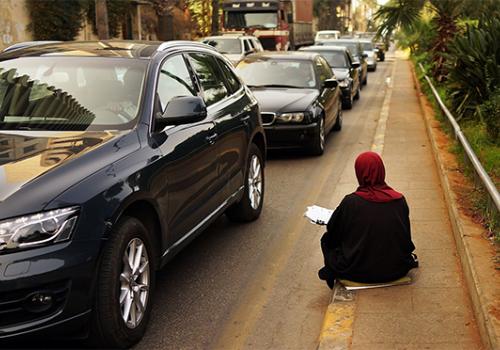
xmin=418 ymin=63 xmax=500 ymax=229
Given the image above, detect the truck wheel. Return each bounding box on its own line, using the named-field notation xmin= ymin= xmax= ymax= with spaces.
xmin=90 ymin=217 xmax=155 ymax=348
xmin=309 ymin=116 xmax=325 ymax=156
xmin=226 ymin=144 xmax=264 ymax=222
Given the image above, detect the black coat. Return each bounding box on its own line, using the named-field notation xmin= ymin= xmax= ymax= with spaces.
xmin=320 ymin=194 xmax=417 ymax=283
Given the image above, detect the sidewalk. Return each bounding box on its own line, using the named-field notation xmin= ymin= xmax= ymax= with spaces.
xmin=320 ymin=58 xmax=483 ymax=349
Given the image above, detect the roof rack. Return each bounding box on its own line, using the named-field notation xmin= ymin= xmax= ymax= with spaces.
xmin=2 ymin=41 xmax=62 ymax=53
xmin=156 ymin=41 xmax=217 ymax=52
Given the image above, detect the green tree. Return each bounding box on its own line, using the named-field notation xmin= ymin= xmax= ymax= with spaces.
xmin=27 ymin=0 xmax=86 ymax=41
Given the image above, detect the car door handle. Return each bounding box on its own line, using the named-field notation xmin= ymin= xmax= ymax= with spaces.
xmin=206 ymin=133 xmax=218 ymax=144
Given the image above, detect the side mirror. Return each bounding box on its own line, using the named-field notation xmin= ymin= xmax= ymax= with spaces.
xmin=324 ymin=79 xmax=338 ymax=88
xmin=351 ymin=62 xmax=361 ymax=69
xmin=156 ymin=96 xmax=207 ymax=129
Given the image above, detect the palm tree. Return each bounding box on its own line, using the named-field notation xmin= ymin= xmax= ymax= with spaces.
xmin=374 ymin=0 xmax=463 ymax=81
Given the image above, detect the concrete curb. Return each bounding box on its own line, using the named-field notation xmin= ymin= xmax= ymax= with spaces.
xmin=410 ymin=62 xmax=499 ymax=350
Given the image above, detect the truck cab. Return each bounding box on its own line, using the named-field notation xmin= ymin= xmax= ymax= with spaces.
xmin=222 ymin=0 xmax=313 ymax=51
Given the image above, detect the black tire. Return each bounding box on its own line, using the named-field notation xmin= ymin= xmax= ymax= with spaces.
xmin=342 ymin=88 xmax=353 ymax=109
xmin=354 ymin=84 xmax=360 ymax=101
xmin=309 ymin=116 xmax=325 ymax=156
xmin=226 ymin=143 xmax=264 ymax=222
xmin=332 ymin=105 xmax=342 ymax=132
xmin=89 ymin=216 xmax=156 ymax=349
xmin=363 ymin=74 xmax=368 ymax=85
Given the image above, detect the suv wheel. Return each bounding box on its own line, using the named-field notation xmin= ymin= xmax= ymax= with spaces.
xmin=354 ymin=84 xmax=360 ymax=101
xmin=309 ymin=116 xmax=325 ymax=156
xmin=333 ymin=105 xmax=343 ymax=131
xmin=343 ymin=88 xmax=353 ymax=109
xmin=90 ymin=217 xmax=155 ymax=348
xmin=226 ymin=144 xmax=264 ymax=222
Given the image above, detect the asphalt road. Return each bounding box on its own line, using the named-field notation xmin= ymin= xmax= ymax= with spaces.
xmin=134 ymin=59 xmax=395 ymax=350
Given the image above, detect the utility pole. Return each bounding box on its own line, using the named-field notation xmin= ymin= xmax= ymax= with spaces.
xmin=95 ymin=0 xmax=110 ymax=40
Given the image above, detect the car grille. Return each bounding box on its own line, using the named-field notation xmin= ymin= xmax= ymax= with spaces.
xmin=0 ymin=280 xmax=70 ymax=327
xmin=261 ymin=112 xmax=276 ymax=126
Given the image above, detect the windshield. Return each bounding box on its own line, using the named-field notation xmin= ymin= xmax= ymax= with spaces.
xmin=203 ymin=38 xmax=242 ymax=54
xmin=312 ymin=51 xmax=347 ymax=68
xmin=326 ymin=41 xmax=359 ymax=56
xmin=226 ymin=12 xmax=278 ymax=29
xmin=317 ymin=33 xmax=338 ymax=40
xmin=361 ymin=42 xmax=374 ymax=51
xmin=236 ymin=59 xmax=316 ymax=88
xmin=0 ymin=57 xmax=147 ymax=131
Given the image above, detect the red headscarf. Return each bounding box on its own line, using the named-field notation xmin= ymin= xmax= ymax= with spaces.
xmin=354 ymin=151 xmax=403 ymax=202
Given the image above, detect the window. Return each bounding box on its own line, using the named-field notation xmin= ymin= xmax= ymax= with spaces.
xmin=188 ymin=53 xmax=229 ymax=106
xmin=217 ymin=58 xmax=241 ymax=93
xmin=243 ymin=40 xmax=251 ymax=53
xmin=157 ymin=55 xmax=196 ymax=112
xmin=316 ymin=57 xmax=333 ymax=82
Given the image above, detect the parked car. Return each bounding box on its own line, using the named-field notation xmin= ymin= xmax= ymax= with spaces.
xmin=235 ymin=52 xmax=342 ymax=155
xmin=314 ymin=30 xmax=341 ymax=44
xmin=0 ymin=40 xmax=266 ymax=348
xmin=202 ymin=34 xmax=264 ymax=65
xmin=320 ymin=39 xmax=368 ymax=87
xmin=359 ymin=39 xmax=377 ymax=71
xmin=375 ymin=41 xmax=386 ymax=61
xmin=300 ymin=45 xmax=361 ymax=109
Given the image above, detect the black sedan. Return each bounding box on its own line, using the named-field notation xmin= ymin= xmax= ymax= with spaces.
xmin=0 ymin=41 xmax=266 ymax=348
xmin=235 ymin=52 xmax=342 ymax=155
xmin=300 ymin=45 xmax=361 ymax=109
xmin=319 ymin=39 xmax=368 ymax=87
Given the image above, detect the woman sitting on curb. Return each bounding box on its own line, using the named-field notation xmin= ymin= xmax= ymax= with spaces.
xmin=318 ymin=151 xmax=418 ymax=289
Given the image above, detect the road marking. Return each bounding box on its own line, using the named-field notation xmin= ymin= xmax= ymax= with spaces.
xmin=371 ymin=60 xmax=397 ymax=155
xmin=317 ymin=285 xmax=356 ymax=350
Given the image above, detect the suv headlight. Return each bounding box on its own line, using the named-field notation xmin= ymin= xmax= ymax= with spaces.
xmin=339 ymin=79 xmax=350 ymax=88
xmin=277 ymin=112 xmax=305 ymax=123
xmin=0 ymin=207 xmax=79 ymax=252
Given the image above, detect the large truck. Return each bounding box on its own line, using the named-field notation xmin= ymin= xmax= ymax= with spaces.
xmin=222 ymin=0 xmax=314 ymax=51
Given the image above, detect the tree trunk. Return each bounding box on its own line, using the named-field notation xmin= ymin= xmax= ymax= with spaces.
xmin=95 ymin=0 xmax=109 ymax=40
xmin=211 ymin=0 xmax=219 ymax=35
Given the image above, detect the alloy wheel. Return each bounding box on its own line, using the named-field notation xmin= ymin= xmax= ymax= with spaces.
xmin=319 ymin=117 xmax=325 ymax=150
xmin=120 ymin=238 xmax=150 ymax=329
xmin=248 ymin=155 xmax=263 ymax=210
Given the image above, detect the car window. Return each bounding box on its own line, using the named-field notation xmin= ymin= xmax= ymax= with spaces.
xmin=188 ymin=53 xmax=229 ymax=106
xmin=157 ymin=55 xmax=197 ymax=113
xmin=316 ymin=57 xmax=333 ymax=82
xmin=202 ymin=38 xmax=242 ymax=54
xmin=243 ymin=40 xmax=251 ymax=53
xmin=252 ymin=38 xmax=262 ymax=51
xmin=216 ymin=58 xmax=242 ymax=93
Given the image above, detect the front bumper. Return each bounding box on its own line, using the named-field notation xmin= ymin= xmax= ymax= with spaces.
xmin=264 ymin=122 xmax=318 ymax=149
xmin=0 ymin=239 xmax=99 ymax=340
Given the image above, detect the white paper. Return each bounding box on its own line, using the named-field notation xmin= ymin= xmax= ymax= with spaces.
xmin=304 ymin=205 xmax=334 ymax=225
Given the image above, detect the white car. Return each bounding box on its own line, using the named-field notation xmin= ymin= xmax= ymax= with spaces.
xmin=359 ymin=40 xmax=377 ymax=71
xmin=315 ymin=30 xmax=340 ymax=44
xmin=201 ymin=35 xmax=264 ymax=65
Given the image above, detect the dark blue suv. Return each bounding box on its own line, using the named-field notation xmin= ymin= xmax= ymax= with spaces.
xmin=0 ymin=41 xmax=265 ymax=347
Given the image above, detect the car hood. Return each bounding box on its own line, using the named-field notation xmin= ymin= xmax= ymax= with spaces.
xmin=250 ymin=88 xmax=319 ymax=114
xmin=333 ymin=68 xmax=349 ymax=81
xmin=0 ymin=129 xmax=134 ymax=218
